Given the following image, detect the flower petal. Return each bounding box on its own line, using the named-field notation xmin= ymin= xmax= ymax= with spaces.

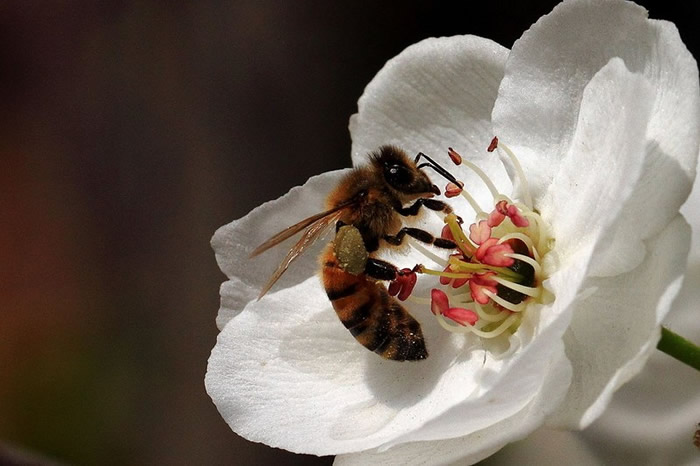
xmin=334 ymin=343 xmax=571 ymax=466
xmin=208 ymin=272 xmax=571 ymax=455
xmin=211 ymin=170 xmax=346 ymax=329
xmin=458 ymin=174 xmax=700 ymax=464
xmin=493 ymin=0 xmax=700 ymax=207
xmin=350 ymin=35 xmax=512 ymax=211
xmin=577 ymin=208 xmax=700 ymax=464
xmin=562 ymin=159 xmax=700 ymax=464
xmin=549 ymin=214 xmax=691 ymax=429
xmin=541 ymin=58 xmax=653 ymax=261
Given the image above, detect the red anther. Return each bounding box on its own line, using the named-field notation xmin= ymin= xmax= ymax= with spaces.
xmin=491 ymin=200 xmax=529 ymax=228
xmin=443 ymin=307 xmax=478 ymax=326
xmin=445 ymin=181 xmax=464 ymax=198
xmin=475 ymin=237 xmax=499 ymax=261
xmin=487 ymin=211 xmax=505 ymax=227
xmin=439 ymin=265 xmax=453 ymax=285
xmin=487 ymin=136 xmax=499 ymax=152
xmin=388 ymin=278 xmax=402 ymax=297
xmin=430 ymin=288 xmax=450 ymax=315
xmin=447 ymin=147 xmax=463 ymax=165
xmin=397 ymin=270 xmax=417 ymax=301
xmin=469 ymin=272 xmax=498 ymax=304
xmin=496 ymin=200 xmax=509 ymax=215
xmin=388 ymin=268 xmax=418 ymax=301
xmin=468 ymin=220 xmax=491 ymax=245
xmin=478 ymin=240 xmax=515 ymax=267
xmin=506 ymin=204 xmax=530 ymax=227
xmin=441 ymin=224 xmax=455 ymax=241
xmin=451 ymin=276 xmax=469 ymax=289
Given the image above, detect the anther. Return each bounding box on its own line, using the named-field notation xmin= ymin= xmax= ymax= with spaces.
xmin=415 ymin=139 xmax=552 ymax=342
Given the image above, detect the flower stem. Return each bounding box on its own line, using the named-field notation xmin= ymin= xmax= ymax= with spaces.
xmin=657 ymin=327 xmax=700 ymax=371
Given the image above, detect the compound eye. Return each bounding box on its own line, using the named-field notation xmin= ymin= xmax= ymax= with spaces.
xmin=385 ymin=164 xmax=412 ymax=187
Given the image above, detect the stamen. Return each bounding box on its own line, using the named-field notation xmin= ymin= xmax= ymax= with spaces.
xmin=473 ymin=301 xmax=510 ymax=323
xmin=491 ymin=276 xmax=541 ymax=298
xmin=520 ymin=211 xmax=549 ymax=253
xmin=445 ymin=182 xmax=464 ymax=198
xmin=459 ymin=187 xmax=484 ymax=215
xmin=435 ymin=312 xmax=521 ymax=338
xmin=445 ymin=214 xmax=477 ymax=256
xmin=421 ymin=268 xmax=471 ymax=280
xmin=417 ymin=139 xmax=552 ymax=346
xmin=497 ymin=233 xmax=539 ymax=260
xmin=467 ymin=314 xmax=521 ymax=338
xmin=505 ymin=253 xmax=542 ymax=278
xmin=449 ymin=147 xmax=500 ymax=200
xmin=447 ymin=147 xmax=462 ymax=165
xmin=483 ymin=289 xmax=527 ymax=312
xmin=446 ymin=257 xmax=521 ymax=281
xmin=492 ymin=140 xmax=533 ymax=209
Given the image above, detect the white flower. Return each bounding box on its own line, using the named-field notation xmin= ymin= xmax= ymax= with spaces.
xmin=483 ymin=163 xmax=700 ymax=466
xmin=206 ymin=0 xmax=699 ymax=464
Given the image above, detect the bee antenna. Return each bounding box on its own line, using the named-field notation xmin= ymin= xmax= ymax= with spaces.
xmin=415 ymin=152 xmax=460 ymax=185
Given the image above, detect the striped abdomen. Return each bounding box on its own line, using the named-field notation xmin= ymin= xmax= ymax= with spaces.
xmin=321 ymin=245 xmax=428 ymax=361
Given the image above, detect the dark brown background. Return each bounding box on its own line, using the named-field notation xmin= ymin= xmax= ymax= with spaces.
xmin=1 ymin=1 xmax=697 ymax=465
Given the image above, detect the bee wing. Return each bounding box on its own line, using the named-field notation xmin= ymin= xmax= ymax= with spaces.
xmin=249 ymin=197 xmax=360 ymax=258
xmin=256 ymin=209 xmax=344 ymax=299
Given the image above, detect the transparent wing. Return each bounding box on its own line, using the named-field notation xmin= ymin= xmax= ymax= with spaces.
xmin=249 ymin=197 xmax=359 ymax=258
xmin=256 ymin=209 xmax=344 ymax=299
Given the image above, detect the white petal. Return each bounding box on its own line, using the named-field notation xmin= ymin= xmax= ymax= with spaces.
xmin=579 ymin=234 xmax=700 ymax=464
xmin=542 ymin=59 xmax=653 ymax=261
xmin=572 ymin=159 xmax=700 ymax=463
xmin=206 ymin=278 xmax=484 ymax=454
xmin=335 ymin=345 xmax=571 ymax=466
xmin=464 ymin=155 xmax=700 ymax=466
xmin=211 ymin=169 xmax=347 ymax=329
xmin=549 ymin=214 xmax=691 ymax=429
xmin=493 ymin=0 xmax=700 ymax=206
xmin=207 ymin=280 xmax=369 ymax=455
xmin=207 ymin=270 xmax=567 ymax=456
xmin=350 ymin=35 xmax=512 ymax=210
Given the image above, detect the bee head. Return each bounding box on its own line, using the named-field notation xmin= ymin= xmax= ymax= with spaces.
xmin=372 ymin=146 xmax=440 ymax=197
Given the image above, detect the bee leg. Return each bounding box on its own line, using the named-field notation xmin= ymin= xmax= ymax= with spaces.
xmin=397 ymin=198 xmax=453 ymax=216
xmin=365 ymin=258 xmax=400 ymax=280
xmin=384 ymin=227 xmax=456 ymax=249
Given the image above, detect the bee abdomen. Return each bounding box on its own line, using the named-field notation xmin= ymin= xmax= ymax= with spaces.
xmin=349 ymin=300 xmax=428 ymax=361
xmin=322 ymin=246 xmax=427 ymax=361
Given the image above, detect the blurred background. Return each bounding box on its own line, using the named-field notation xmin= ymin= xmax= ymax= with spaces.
xmin=1 ymin=1 xmax=698 ymax=465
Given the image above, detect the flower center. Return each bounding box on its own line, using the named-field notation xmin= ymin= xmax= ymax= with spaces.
xmin=414 ymin=138 xmax=553 ymax=339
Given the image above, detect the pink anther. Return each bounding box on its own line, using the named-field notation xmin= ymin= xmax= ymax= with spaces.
xmin=388 ymin=268 xmax=418 ymax=301
xmin=487 ymin=136 xmax=499 ymax=152
xmin=475 ymin=238 xmax=515 ymax=267
xmin=443 ymin=307 xmax=478 ymax=326
xmin=447 ymin=147 xmax=463 ymax=165
xmin=468 ymin=272 xmax=498 ymax=305
xmin=445 ymin=181 xmax=464 ymax=198
xmin=468 ymin=220 xmax=491 ymax=245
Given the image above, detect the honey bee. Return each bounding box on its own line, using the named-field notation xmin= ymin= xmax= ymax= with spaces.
xmin=250 ymin=146 xmax=459 ymax=361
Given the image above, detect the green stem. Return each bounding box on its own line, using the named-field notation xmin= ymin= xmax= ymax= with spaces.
xmin=657 ymin=327 xmax=700 ymax=371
